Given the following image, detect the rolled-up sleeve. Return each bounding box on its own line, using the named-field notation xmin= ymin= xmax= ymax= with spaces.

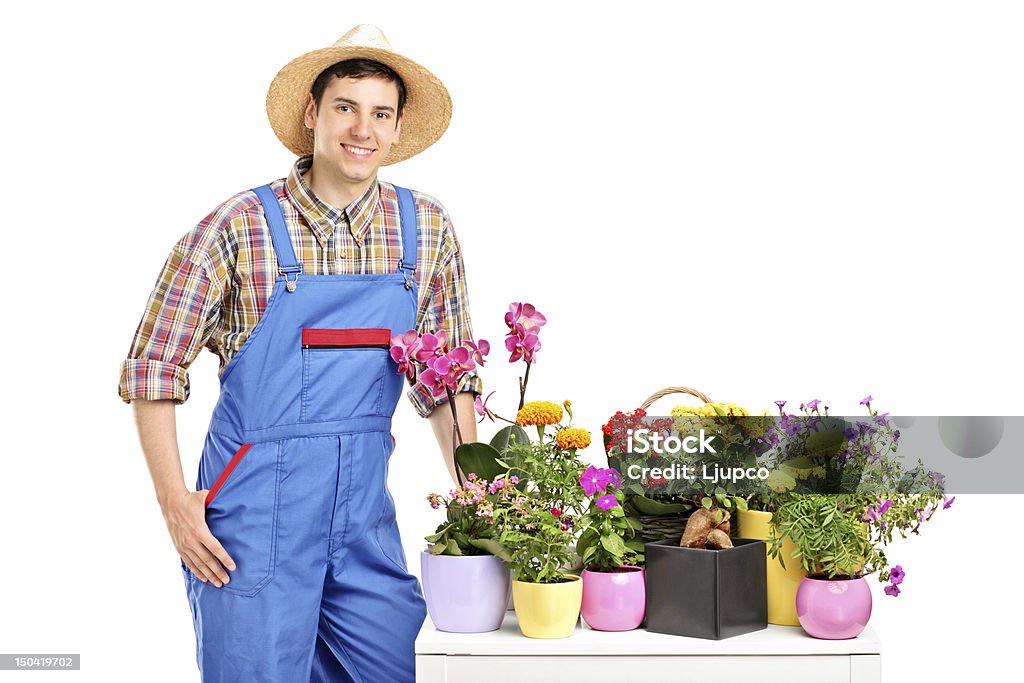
xmin=407 ymin=212 xmax=483 ymax=418
xmin=118 ymin=246 xmax=221 ymax=404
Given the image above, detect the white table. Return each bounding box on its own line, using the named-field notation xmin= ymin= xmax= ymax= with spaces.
xmin=415 ymin=612 xmax=882 ymax=683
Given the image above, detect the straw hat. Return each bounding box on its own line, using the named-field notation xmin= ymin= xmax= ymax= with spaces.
xmin=266 ymin=25 xmax=452 ymax=165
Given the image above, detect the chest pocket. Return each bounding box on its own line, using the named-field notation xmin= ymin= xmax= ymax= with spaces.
xmin=300 ymin=328 xmax=390 ymax=423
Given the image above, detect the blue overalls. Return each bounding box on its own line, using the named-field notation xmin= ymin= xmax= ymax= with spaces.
xmin=181 ymin=182 xmax=427 ymax=682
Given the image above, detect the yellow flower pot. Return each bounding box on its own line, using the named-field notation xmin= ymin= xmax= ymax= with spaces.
xmin=512 ymin=575 xmax=583 ymax=638
xmin=737 ymin=509 xmax=805 ymax=626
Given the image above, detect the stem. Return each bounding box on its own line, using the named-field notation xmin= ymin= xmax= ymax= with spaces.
xmin=447 ymin=387 xmax=465 ymax=487
xmin=518 ymin=362 xmax=532 ymax=410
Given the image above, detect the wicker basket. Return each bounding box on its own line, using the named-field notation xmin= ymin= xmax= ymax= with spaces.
xmin=633 ymin=386 xmax=714 ymax=541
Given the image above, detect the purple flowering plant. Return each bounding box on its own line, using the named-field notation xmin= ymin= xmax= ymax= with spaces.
xmin=764 ymin=396 xmax=952 ymax=596
xmin=575 ymin=466 xmax=646 ymax=571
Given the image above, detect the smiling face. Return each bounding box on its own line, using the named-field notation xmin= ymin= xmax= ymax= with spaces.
xmin=303 ymin=75 xmax=402 ymax=190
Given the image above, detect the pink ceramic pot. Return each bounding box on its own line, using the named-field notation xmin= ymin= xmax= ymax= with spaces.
xmin=580 ymin=566 xmax=646 ymax=632
xmin=796 ymin=576 xmax=872 ymax=639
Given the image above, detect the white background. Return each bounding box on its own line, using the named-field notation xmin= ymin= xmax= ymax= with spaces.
xmin=1 ymin=0 xmax=1022 ymax=680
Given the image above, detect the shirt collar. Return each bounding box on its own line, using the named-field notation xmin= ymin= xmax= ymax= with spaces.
xmin=284 ymin=155 xmax=380 ymax=247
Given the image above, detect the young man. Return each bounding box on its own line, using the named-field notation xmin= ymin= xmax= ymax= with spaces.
xmin=118 ymin=25 xmax=479 ymax=682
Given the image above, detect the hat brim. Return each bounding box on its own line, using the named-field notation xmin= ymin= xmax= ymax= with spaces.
xmin=266 ymin=45 xmax=452 ymax=165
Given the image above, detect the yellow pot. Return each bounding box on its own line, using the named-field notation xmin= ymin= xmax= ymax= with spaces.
xmin=737 ymin=509 xmax=805 ymax=626
xmin=512 ymin=575 xmax=583 ymax=638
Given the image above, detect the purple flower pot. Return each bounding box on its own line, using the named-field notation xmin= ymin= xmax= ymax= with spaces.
xmin=796 ymin=576 xmax=873 ymax=639
xmin=420 ymin=551 xmax=511 ymax=633
xmin=581 ymin=567 xmax=646 ymax=632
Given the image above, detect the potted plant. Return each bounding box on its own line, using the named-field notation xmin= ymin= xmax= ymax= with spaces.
xmin=738 ymin=399 xmax=838 ymax=626
xmin=575 ymin=465 xmax=647 ymax=631
xmin=420 ymin=474 xmax=516 ymax=633
xmin=750 ymin=396 xmax=952 ymax=633
xmin=494 ymin=403 xmax=588 ymax=639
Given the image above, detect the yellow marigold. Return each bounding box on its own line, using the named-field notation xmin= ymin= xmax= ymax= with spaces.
xmin=555 ymin=427 xmax=591 ymax=450
xmin=516 ymin=401 xmax=564 ymax=426
xmin=563 ymin=399 xmax=572 ymax=410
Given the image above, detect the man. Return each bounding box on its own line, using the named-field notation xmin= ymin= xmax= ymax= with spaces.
xmin=118 ymin=25 xmax=479 ymax=682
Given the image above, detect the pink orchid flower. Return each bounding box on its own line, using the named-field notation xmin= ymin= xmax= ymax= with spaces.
xmin=418 ymin=365 xmax=450 ymax=399
xmin=504 ymin=302 xmax=547 ymax=335
xmin=475 ymin=390 xmax=496 ymax=423
xmin=505 ymin=330 xmax=541 ymax=363
xmin=415 ymin=330 xmax=449 ymax=363
xmin=465 ymin=339 xmax=490 ymax=366
xmin=389 ymin=330 xmax=422 ymax=383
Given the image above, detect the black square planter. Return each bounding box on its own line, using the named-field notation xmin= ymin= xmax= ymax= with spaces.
xmin=644 ymin=537 xmax=767 ymax=640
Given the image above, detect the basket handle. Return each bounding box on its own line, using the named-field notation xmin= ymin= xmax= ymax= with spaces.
xmin=640 ymin=387 xmax=713 ymax=412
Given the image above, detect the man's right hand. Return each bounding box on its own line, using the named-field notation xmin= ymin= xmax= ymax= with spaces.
xmin=162 ymin=490 xmax=236 ymax=588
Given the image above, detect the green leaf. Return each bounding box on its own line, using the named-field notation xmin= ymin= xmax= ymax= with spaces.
xmin=490 ymin=425 xmax=531 ymax=454
xmin=702 ymin=497 xmax=713 ymax=509
xmin=445 ymin=539 xmax=463 ymax=556
xmin=600 ymin=533 xmax=626 ymax=556
xmin=468 ymin=538 xmax=511 ymax=561
xmin=455 ymin=442 xmax=505 ymax=482
xmin=624 ymin=539 xmax=646 ymax=552
xmin=630 ymin=495 xmax=690 ymax=515
xmin=624 ymin=516 xmax=644 ymax=530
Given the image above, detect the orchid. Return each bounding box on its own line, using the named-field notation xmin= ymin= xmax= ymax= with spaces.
xmin=415 ymin=330 xmax=449 ymax=362
xmin=505 ymin=329 xmax=541 ymax=363
xmin=389 ymin=330 xmax=422 ymax=382
xmin=465 ymin=339 xmax=490 ymax=366
xmin=475 ymin=390 xmax=496 ymax=423
xmin=504 ymin=302 xmax=547 ymax=336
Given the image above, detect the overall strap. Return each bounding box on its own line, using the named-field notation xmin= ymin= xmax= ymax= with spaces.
xmin=393 ymin=185 xmax=417 ymax=290
xmin=252 ymin=184 xmax=302 ymax=292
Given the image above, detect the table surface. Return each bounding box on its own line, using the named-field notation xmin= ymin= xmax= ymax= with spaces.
xmin=415 ymin=612 xmax=882 ymax=656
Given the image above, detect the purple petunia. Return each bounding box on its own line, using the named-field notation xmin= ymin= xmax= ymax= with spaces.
xmin=595 ymin=494 xmax=619 ymax=511
xmin=889 ymin=565 xmax=905 ymax=585
xmin=884 ymin=584 xmax=901 ymax=597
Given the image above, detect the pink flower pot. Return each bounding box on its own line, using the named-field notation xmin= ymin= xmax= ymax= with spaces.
xmin=796 ymin=576 xmax=873 ymax=640
xmin=580 ymin=566 xmax=646 ymax=632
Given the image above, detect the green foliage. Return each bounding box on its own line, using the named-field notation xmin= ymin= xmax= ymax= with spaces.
xmin=494 ymin=437 xmax=587 ymax=583
xmin=575 ymin=491 xmax=646 ymax=571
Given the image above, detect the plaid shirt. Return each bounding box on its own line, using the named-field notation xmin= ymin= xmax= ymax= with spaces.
xmin=119 ymin=155 xmax=481 ymax=418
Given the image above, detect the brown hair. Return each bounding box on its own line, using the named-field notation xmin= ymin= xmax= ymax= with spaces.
xmin=310 ymin=58 xmax=407 ymax=121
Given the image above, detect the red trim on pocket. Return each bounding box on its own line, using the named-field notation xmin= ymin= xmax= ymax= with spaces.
xmin=205 ymin=443 xmax=253 ymax=507
xmin=392 ymin=434 xmax=396 ymax=449
xmin=302 ymin=328 xmax=391 ymax=349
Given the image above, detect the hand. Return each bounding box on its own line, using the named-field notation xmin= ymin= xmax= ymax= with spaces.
xmin=162 ymin=490 xmax=236 ymax=587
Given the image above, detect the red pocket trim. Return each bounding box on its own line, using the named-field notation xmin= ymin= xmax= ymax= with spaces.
xmin=205 ymin=443 xmax=253 ymax=507
xmin=302 ymin=328 xmax=391 ymax=349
